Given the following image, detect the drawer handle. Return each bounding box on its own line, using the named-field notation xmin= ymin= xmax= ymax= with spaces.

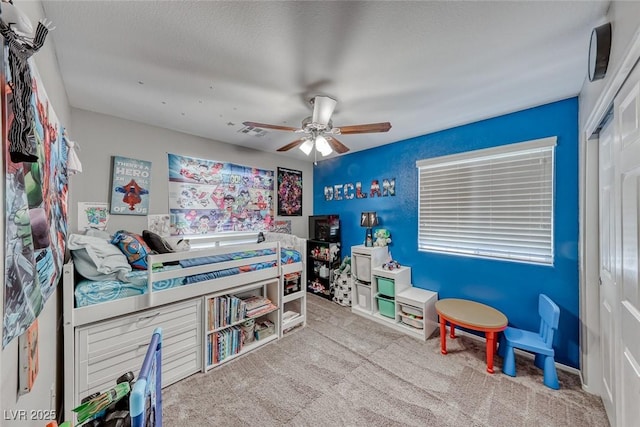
xmin=137 ymin=312 xmax=160 ymax=322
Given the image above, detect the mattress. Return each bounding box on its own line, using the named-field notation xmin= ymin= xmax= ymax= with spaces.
xmin=75 ymin=248 xmax=301 ymax=307
xmin=74 ymin=265 xmax=184 ymax=307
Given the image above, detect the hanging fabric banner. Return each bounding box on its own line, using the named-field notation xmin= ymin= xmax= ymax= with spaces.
xmin=167 ymin=154 xmax=274 ymax=235
xmin=2 ymin=48 xmax=69 ymax=348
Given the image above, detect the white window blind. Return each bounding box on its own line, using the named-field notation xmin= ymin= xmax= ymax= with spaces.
xmin=416 ymin=137 xmax=556 ymax=264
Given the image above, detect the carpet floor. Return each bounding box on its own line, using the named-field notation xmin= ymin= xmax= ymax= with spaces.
xmin=162 ymin=294 xmax=609 ymax=426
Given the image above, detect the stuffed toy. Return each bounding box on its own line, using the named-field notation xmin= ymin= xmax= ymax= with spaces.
xmin=373 ymin=229 xmax=392 ymax=247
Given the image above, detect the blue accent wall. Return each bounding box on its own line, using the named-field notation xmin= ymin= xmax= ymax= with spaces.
xmin=313 ymin=98 xmax=580 ymax=368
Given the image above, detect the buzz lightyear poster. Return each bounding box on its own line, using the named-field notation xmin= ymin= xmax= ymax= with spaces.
xmin=167 ymin=154 xmax=274 ymax=235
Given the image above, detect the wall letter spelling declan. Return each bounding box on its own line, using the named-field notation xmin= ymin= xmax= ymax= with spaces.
xmin=333 ymin=184 xmax=343 ymax=200
xmin=370 ymin=179 xmax=381 ymax=197
xmin=343 ymin=183 xmax=354 ymax=199
xmin=382 ymin=178 xmax=396 ymax=196
xmin=355 ymin=182 xmax=367 ymax=198
xmin=324 ymin=186 xmax=334 ymax=201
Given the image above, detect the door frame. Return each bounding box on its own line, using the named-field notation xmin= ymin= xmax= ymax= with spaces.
xmin=580 ymin=22 xmax=640 ymax=415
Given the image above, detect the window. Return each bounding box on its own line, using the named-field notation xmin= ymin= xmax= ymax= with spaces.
xmin=416 ymin=137 xmax=556 ymax=264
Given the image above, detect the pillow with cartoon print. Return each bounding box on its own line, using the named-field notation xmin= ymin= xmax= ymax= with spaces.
xmin=111 ymin=230 xmax=152 ymax=270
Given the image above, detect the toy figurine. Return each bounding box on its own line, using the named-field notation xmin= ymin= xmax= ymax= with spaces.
xmin=373 ymin=229 xmax=392 ymax=247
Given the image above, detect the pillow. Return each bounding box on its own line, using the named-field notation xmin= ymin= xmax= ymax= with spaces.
xmin=68 ymin=234 xmax=131 ymax=281
xmin=142 ymin=230 xmax=174 ymax=254
xmin=111 ymin=230 xmax=152 ymax=270
xmin=84 ymin=228 xmax=111 ymax=240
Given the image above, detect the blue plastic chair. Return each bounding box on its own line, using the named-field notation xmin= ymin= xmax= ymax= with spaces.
xmin=499 ymin=294 xmax=561 ymax=389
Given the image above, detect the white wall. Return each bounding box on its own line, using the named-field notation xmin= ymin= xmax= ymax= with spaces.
xmin=1 ymin=0 xmax=71 ymax=425
xmin=68 ymin=108 xmax=314 ymax=237
xmin=578 ymin=1 xmax=640 ymax=392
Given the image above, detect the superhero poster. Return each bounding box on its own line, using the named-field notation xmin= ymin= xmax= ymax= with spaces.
xmin=2 ymin=48 xmax=69 ymax=347
xmin=167 ymin=153 xmax=274 ymax=235
xmin=277 ymin=167 xmax=302 ymax=216
xmin=110 ymin=156 xmax=151 ymax=215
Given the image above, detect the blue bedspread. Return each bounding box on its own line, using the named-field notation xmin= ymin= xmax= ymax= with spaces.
xmin=75 ymin=265 xmax=184 ymax=307
xmin=75 ymin=248 xmax=301 ymax=307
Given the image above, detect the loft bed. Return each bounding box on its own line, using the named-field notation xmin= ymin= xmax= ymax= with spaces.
xmin=63 ymin=231 xmax=306 ymax=422
xmin=65 ymin=231 xmax=304 ymax=326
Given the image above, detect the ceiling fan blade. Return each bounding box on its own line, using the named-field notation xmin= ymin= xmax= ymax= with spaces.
xmin=276 ymin=138 xmax=307 ymax=152
xmin=326 ymin=136 xmax=350 ymax=154
xmin=243 ymin=121 xmax=299 ymax=132
xmin=337 ymin=122 xmax=392 ymax=134
xmin=312 ymin=96 xmax=337 ymax=126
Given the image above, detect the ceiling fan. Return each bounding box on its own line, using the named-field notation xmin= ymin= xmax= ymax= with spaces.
xmin=243 ymin=96 xmax=392 ymax=159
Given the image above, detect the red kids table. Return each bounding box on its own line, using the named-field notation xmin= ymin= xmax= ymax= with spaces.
xmin=435 ymin=298 xmax=508 ymax=373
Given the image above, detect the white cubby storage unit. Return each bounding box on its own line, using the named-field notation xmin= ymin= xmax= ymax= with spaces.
xmin=351 ymin=245 xmax=389 ymax=315
xmin=204 ymin=279 xmax=280 ymax=370
xmin=395 ymin=287 xmax=438 ymax=340
xmin=371 ymin=265 xmax=412 ymax=319
xmin=350 ymin=245 xmax=438 ymax=340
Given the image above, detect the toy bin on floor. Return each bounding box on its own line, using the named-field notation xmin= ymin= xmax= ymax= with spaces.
xmin=376 ymin=294 xmax=395 ymax=318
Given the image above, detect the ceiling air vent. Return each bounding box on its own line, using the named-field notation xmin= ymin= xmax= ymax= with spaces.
xmin=238 ymin=125 xmax=267 ymax=137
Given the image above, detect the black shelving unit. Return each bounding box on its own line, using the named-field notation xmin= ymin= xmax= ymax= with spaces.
xmin=307 ymin=214 xmax=341 ymax=300
xmin=307 ymin=239 xmax=341 ymax=300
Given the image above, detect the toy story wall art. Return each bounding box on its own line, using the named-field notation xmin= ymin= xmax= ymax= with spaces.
xmin=277 ymin=167 xmax=302 ymax=216
xmin=110 ymin=156 xmax=151 ymax=215
xmin=2 ymin=48 xmax=69 ymax=348
xmin=167 ymin=154 xmax=274 ymax=235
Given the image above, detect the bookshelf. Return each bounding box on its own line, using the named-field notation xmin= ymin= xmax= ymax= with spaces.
xmin=281 ymin=270 xmax=306 ymax=334
xmin=204 ymin=279 xmax=280 ymax=370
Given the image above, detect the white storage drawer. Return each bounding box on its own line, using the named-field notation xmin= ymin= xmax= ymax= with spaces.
xmin=398 ymin=303 xmax=423 ymax=317
xmin=76 ymin=298 xmax=202 ymax=398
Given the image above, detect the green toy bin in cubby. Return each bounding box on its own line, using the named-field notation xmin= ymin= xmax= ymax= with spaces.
xmin=376 ymin=277 xmax=395 ymax=297
xmin=375 ymin=294 xmax=395 ymax=318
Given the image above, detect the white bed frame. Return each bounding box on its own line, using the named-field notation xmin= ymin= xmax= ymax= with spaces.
xmin=63 ymin=231 xmax=306 ymax=421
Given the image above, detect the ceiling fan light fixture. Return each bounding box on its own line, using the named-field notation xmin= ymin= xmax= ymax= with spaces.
xmin=299 ymin=139 xmax=314 ymax=155
xmin=316 ymin=135 xmax=333 ymax=156
xmin=312 ymin=96 xmax=337 ymax=126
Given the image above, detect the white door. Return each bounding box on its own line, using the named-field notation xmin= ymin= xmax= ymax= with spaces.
xmin=599 ymin=115 xmax=618 ymax=425
xmin=613 ymin=60 xmax=640 ymax=427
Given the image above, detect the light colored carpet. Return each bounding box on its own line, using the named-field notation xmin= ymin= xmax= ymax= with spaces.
xmin=162 ymin=294 xmax=609 ymax=426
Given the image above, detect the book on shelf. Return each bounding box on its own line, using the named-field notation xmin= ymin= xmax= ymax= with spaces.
xmin=209 ymin=295 xmax=247 ymax=330
xmin=241 ymin=295 xmax=276 ymax=318
xmin=18 ymin=319 xmax=39 ymax=395
xmin=282 ymin=310 xmax=301 ymax=323
xmin=241 ymin=295 xmax=271 ymax=310
xmin=246 ymin=303 xmax=277 ymax=318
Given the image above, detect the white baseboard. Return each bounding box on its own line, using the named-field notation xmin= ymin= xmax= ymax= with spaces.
xmin=452 ymin=329 xmax=580 ymax=376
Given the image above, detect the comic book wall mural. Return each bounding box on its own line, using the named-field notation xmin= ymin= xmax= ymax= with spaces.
xmin=2 ymin=47 xmax=69 ymax=347
xmin=168 ymin=154 xmax=274 ymax=235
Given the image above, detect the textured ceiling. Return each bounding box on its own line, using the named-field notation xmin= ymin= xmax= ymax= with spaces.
xmin=41 ymin=1 xmax=609 ymax=162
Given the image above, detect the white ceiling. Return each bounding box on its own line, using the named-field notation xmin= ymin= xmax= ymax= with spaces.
xmin=41 ymin=1 xmax=609 ymax=162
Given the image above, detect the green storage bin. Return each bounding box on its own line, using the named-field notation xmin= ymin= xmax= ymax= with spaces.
xmin=376 ymin=294 xmax=395 ymax=318
xmin=377 ymin=277 xmax=395 ymax=297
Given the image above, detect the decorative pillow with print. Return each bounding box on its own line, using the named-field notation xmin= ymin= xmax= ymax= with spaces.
xmin=111 ymin=230 xmax=152 ymax=270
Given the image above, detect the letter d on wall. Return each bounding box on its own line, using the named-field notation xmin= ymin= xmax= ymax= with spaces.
xmin=324 ymin=186 xmax=334 ymax=201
